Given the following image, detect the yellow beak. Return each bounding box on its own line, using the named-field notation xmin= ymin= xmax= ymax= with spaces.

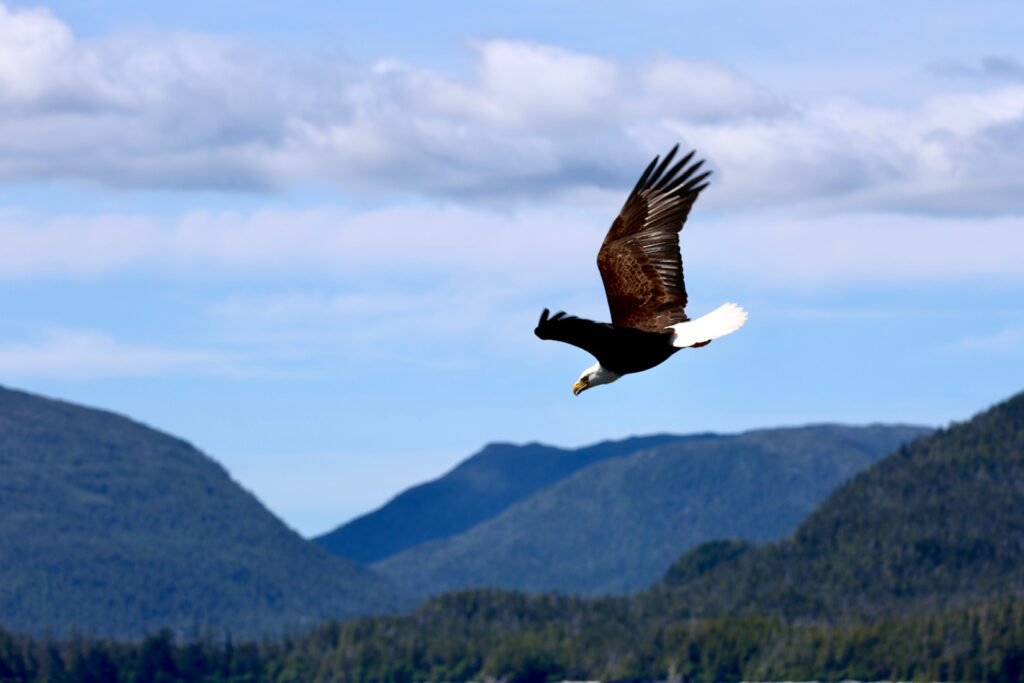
xmin=573 ymin=380 xmax=588 ymax=396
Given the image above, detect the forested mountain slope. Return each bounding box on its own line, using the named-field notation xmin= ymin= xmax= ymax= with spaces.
xmin=314 ymin=433 xmax=697 ymax=563
xmin=375 ymin=424 xmax=930 ymax=596
xmin=660 ymin=390 xmax=1024 ymax=619
xmin=0 ymin=385 xmax=410 ymax=638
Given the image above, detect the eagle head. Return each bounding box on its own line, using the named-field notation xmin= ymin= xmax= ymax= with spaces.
xmin=573 ymin=362 xmax=620 ymax=396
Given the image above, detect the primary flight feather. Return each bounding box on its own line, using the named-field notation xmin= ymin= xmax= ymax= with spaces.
xmin=535 ymin=145 xmax=747 ymax=395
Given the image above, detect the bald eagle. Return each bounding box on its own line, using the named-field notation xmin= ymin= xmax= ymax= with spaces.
xmin=535 ymin=145 xmax=747 ymax=395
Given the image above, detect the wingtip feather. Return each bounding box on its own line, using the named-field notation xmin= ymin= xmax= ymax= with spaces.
xmin=649 ymin=145 xmax=679 ymax=187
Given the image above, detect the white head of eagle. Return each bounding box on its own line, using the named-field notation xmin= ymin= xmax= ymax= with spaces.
xmin=573 ymin=362 xmax=620 ymax=396
xmin=535 ymin=145 xmax=748 ymax=395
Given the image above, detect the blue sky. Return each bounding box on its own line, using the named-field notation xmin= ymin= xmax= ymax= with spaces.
xmin=2 ymin=1 xmax=1023 ymax=536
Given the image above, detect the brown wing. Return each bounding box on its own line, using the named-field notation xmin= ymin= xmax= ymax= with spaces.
xmin=597 ymin=145 xmax=711 ymax=332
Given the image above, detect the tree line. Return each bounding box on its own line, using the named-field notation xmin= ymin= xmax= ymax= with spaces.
xmin=3 ymin=591 xmax=1024 ymax=682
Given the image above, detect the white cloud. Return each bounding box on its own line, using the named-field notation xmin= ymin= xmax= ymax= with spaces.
xmin=0 ymin=4 xmax=283 ymax=189
xmin=0 ymin=328 xmax=251 ymax=379
xmin=3 ymin=4 xmax=1023 ymax=212
xmin=3 ymin=203 xmax=1023 ymax=292
xmin=664 ymin=86 xmax=1024 ymax=212
xmin=0 ymin=204 xmax=600 ymax=281
xmin=0 ymin=211 xmax=155 ymax=277
xmin=413 ymin=40 xmax=623 ymax=129
xmin=635 ymin=58 xmax=782 ymax=122
xmin=692 ymin=211 xmax=1024 ymax=287
xmin=0 ymin=5 xmax=121 ymax=111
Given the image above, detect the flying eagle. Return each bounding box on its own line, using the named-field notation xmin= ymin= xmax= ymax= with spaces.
xmin=535 ymin=145 xmax=747 ymax=395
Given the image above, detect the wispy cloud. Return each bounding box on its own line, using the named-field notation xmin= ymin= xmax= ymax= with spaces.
xmin=0 ymin=204 xmax=598 ymax=280
xmin=0 ymin=328 xmax=255 ymax=379
xmin=3 ymin=204 xmax=1022 ymax=290
xmin=206 ymin=284 xmax=554 ymax=363
xmin=930 ymin=56 xmax=1024 ymax=82
xmin=956 ymin=326 xmax=1024 ymax=354
xmin=691 ymin=212 xmax=1024 ymax=287
xmin=2 ymin=4 xmax=1024 ymax=212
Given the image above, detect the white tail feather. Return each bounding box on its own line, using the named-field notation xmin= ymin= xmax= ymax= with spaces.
xmin=668 ymin=302 xmax=748 ymax=349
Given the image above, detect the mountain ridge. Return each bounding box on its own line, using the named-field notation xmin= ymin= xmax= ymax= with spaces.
xmin=658 ymin=390 xmax=1024 ymax=619
xmin=372 ymin=423 xmax=932 ymax=597
xmin=0 ymin=384 xmax=411 ymax=638
xmin=314 ymin=432 xmax=713 ymax=563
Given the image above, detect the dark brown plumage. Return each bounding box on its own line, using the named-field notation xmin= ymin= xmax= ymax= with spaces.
xmin=535 ymin=145 xmax=744 ymax=394
xmin=598 ymin=145 xmax=709 ymax=331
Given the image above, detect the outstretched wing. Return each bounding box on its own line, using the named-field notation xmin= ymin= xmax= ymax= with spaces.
xmin=597 ymin=145 xmax=711 ymax=332
xmin=534 ymin=309 xmax=619 ymax=363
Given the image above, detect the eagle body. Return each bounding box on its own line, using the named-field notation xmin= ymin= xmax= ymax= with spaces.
xmin=535 ymin=145 xmax=747 ymax=395
xmin=534 ymin=315 xmax=677 ymax=376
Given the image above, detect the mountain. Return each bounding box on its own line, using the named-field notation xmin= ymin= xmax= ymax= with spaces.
xmin=314 ymin=433 xmax=701 ymax=564
xmin=372 ymin=424 xmax=931 ymax=596
xmin=660 ymin=390 xmax=1024 ymax=619
xmin=0 ymin=385 xmax=411 ymax=638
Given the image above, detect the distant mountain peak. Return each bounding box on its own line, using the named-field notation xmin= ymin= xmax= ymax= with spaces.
xmin=0 ymin=384 xmax=411 ymax=638
xmin=314 ymin=433 xmax=688 ymax=564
